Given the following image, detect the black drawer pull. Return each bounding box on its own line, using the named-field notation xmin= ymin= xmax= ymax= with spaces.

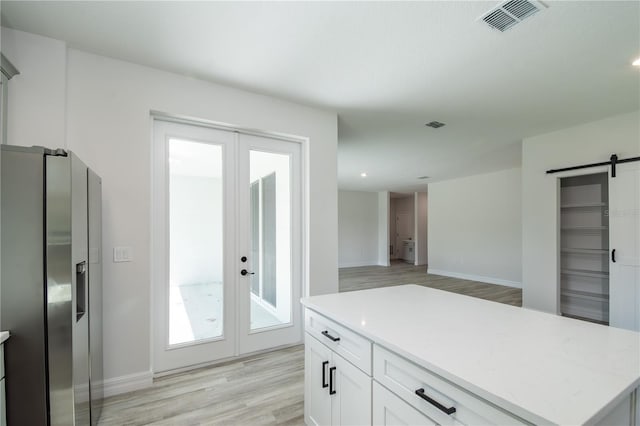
xmin=321 ymin=330 xmax=340 ymax=342
xmin=329 ymin=366 xmax=337 ymax=395
xmin=415 ymin=388 xmax=456 ymax=415
xmin=612 ymin=249 xmax=616 ymax=263
xmin=322 ymin=361 xmax=329 ymax=388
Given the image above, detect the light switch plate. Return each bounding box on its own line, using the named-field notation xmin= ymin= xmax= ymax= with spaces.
xmin=113 ymin=246 xmax=133 ymax=262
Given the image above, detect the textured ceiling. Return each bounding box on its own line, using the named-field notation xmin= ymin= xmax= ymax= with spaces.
xmin=2 ymin=1 xmax=639 ymax=191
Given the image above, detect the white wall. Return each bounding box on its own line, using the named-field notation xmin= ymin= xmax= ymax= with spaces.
xmin=378 ymin=191 xmax=390 ymax=266
xmin=337 ymin=190 xmax=379 ymax=267
xmin=414 ymin=192 xmax=428 ymax=265
xmin=2 ymin=27 xmax=338 ymax=390
xmin=522 ymin=111 xmax=640 ymax=313
xmin=428 ymin=167 xmax=522 ymax=287
xmin=1 ymin=28 xmax=67 ymax=149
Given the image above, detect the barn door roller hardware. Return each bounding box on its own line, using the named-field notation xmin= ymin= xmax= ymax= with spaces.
xmin=546 ymin=154 xmax=640 ymax=178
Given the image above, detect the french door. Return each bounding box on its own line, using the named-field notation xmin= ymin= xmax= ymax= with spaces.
xmin=152 ymin=119 xmax=302 ymax=373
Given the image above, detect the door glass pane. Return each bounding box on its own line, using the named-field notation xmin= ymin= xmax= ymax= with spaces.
xmin=169 ymin=138 xmax=224 ymax=345
xmin=249 ymin=150 xmax=291 ymax=330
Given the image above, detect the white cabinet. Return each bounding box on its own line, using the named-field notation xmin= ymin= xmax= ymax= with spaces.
xmin=304 ymin=333 xmax=371 ymax=426
xmin=373 ymin=382 xmax=436 ymax=426
xmin=330 ymin=348 xmax=371 ymax=426
xmin=303 ymin=288 xmax=640 ymax=426
xmin=305 ymin=333 xmax=332 ymax=426
xmin=305 ymin=309 xmax=372 ymax=374
xmin=373 ymin=345 xmax=525 ymax=426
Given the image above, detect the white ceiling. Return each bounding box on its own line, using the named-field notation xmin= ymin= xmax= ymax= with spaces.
xmin=2 ymin=1 xmax=639 ymax=192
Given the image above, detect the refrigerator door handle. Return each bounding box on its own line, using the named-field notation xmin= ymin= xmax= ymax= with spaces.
xmin=76 ymin=261 xmax=87 ymax=321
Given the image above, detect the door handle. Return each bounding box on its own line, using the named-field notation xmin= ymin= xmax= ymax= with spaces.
xmin=612 ymin=249 xmax=616 ymax=263
xmin=321 ymin=361 xmax=329 ymax=388
xmin=329 ymin=366 xmax=336 ymax=395
xmin=240 ymin=269 xmax=255 ymax=276
xmin=321 ymin=330 xmax=340 ymax=342
xmin=415 ymin=388 xmax=456 ymax=415
xmin=76 ymin=261 xmax=87 ymax=321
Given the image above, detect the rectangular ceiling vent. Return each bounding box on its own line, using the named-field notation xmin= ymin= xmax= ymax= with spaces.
xmin=425 ymin=121 xmax=445 ymax=129
xmin=479 ymin=0 xmax=546 ymax=32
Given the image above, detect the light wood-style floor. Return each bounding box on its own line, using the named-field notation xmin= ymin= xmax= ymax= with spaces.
xmin=340 ymin=261 xmax=522 ymax=306
xmin=99 ymin=345 xmax=304 ymax=425
xmin=98 ymin=262 xmax=522 ymax=425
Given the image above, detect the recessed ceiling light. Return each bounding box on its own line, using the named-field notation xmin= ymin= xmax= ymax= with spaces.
xmin=633 ymin=57 xmax=640 ymax=67
xmin=360 ymin=172 xmax=367 ymax=177
xmin=425 ymin=121 xmax=445 ymax=129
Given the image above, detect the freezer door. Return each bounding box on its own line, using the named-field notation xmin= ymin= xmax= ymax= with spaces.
xmin=1 ymin=147 xmax=49 ymax=425
xmin=88 ymin=169 xmax=103 ymax=426
xmin=71 ymin=153 xmax=90 ymax=426
xmin=46 ymin=155 xmax=75 ymax=426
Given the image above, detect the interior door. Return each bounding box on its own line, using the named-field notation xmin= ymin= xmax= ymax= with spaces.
xmin=153 ymin=120 xmax=303 ymax=373
xmin=237 ymin=133 xmax=302 ymax=354
xmin=609 ymin=162 xmax=640 ymax=331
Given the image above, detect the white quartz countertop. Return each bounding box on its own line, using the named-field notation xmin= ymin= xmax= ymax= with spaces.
xmin=300 ymin=285 xmax=640 ymax=425
xmin=0 ymin=331 xmax=9 ymax=344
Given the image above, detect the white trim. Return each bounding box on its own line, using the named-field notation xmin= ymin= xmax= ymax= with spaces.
xmin=103 ymin=371 xmax=153 ymax=398
xmin=150 ymin=110 xmax=307 ymax=144
xmin=427 ymin=269 xmax=522 ymax=288
xmin=153 ymin=342 xmax=302 ymax=379
xmin=338 ymin=260 xmax=380 ymax=268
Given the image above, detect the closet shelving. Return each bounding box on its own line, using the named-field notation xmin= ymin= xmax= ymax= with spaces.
xmin=559 ymin=173 xmax=609 ymax=325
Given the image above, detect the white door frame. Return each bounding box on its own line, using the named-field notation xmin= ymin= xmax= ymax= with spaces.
xmin=553 ymin=166 xmax=609 ymax=316
xmin=150 ymin=116 xmax=307 ymax=374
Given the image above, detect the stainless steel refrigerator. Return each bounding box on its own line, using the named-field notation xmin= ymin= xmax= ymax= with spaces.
xmin=0 ymin=145 xmax=103 ymax=426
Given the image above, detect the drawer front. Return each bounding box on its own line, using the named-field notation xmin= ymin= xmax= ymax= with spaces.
xmin=373 ymin=381 xmax=437 ymax=426
xmin=305 ymin=309 xmax=372 ymax=374
xmin=373 ymin=345 xmax=527 ymax=426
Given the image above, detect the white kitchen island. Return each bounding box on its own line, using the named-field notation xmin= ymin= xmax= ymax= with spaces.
xmin=301 ymin=285 xmax=640 ymax=426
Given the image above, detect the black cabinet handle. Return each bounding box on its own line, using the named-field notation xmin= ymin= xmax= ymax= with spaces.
xmin=612 ymin=249 xmax=616 ymax=263
xmin=240 ymin=269 xmax=255 ymax=276
xmin=322 ymin=361 xmax=329 ymax=388
xmin=415 ymin=388 xmax=456 ymax=415
xmin=329 ymin=366 xmax=337 ymax=395
xmin=321 ymin=330 xmax=340 ymax=342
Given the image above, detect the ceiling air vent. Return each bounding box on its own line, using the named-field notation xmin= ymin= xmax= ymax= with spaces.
xmin=480 ymin=0 xmax=546 ymax=32
xmin=425 ymin=121 xmax=445 ymax=129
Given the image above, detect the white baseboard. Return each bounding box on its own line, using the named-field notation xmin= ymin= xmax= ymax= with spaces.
xmin=338 ymin=260 xmax=379 ymax=268
xmin=103 ymin=370 xmax=153 ymax=397
xmin=427 ymin=269 xmax=521 ymax=288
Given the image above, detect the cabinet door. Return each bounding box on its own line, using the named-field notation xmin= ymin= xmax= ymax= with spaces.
xmin=373 ymin=382 xmax=436 ymax=426
xmin=305 ymin=334 xmax=332 ymax=426
xmin=331 ymin=352 xmax=371 ymax=426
